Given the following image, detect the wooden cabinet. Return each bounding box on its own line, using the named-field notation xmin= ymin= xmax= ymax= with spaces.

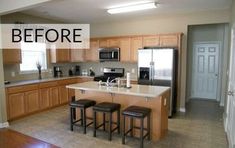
xmin=50 ymin=87 xmax=60 ymax=107
xmin=85 ymin=39 xmax=99 ymax=61
xmin=59 ymin=85 xmax=69 ymax=104
xmin=25 ymin=90 xmax=40 ymax=113
xmin=108 ymin=38 xmax=120 ymax=47
xmin=119 ymin=37 xmax=131 ymax=62
xmin=39 ymin=88 xmax=50 ymax=109
xmin=3 ymin=49 xmax=22 ymax=64
xmin=130 ymin=36 xmax=143 ymax=62
xmin=50 ymin=48 xmax=70 ymax=63
xmin=8 ymin=93 xmax=25 ymax=119
xmin=70 ymin=49 xmax=85 ymax=62
xmin=99 ymin=39 xmax=108 ymax=47
xmin=143 ymin=35 xmax=160 ymax=47
xmin=160 ymin=35 xmax=178 ymax=47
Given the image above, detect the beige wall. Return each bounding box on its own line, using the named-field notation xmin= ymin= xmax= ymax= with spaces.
xmin=90 ymin=9 xmax=230 ymax=110
xmin=0 ymin=16 xmax=8 ymax=125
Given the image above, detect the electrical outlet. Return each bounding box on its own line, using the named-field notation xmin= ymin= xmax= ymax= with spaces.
xmin=131 ymin=68 xmax=135 ymax=73
xmin=100 ymin=67 xmax=103 ymax=72
xmin=11 ymin=71 xmax=15 ymax=77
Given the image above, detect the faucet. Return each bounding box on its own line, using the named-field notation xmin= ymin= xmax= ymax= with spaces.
xmin=106 ymin=77 xmax=116 ymax=87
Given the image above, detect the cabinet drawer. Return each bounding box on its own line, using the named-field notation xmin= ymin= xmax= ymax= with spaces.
xmin=39 ymin=81 xmax=58 ymax=88
xmin=7 ymin=84 xmax=38 ymax=94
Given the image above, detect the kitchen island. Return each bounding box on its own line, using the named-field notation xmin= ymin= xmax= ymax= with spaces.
xmin=66 ymin=81 xmax=170 ymax=141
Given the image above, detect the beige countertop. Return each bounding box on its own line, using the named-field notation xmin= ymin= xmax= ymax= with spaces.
xmin=66 ymin=81 xmax=170 ymax=98
xmin=4 ymin=76 xmax=94 ymax=88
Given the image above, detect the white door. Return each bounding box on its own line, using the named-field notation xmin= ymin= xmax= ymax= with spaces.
xmin=191 ymin=43 xmax=219 ymax=99
xmin=225 ymin=28 xmax=235 ymax=148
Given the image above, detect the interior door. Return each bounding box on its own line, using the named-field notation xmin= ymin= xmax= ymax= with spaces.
xmin=225 ymin=28 xmax=235 ymax=148
xmin=191 ymin=43 xmax=219 ymax=99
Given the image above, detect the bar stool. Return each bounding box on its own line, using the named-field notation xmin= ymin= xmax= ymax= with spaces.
xmin=69 ymin=96 xmax=96 ymax=134
xmin=93 ymin=102 xmax=121 ymax=141
xmin=122 ymin=106 xmax=151 ymax=148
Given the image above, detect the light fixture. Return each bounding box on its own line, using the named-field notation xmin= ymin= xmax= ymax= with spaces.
xmin=107 ymin=2 xmax=158 ymax=14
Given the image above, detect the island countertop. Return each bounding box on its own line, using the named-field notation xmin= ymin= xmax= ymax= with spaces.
xmin=66 ymin=81 xmax=170 ymax=98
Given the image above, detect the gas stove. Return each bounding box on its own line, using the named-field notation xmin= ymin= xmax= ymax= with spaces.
xmin=94 ymin=67 xmax=124 ymax=82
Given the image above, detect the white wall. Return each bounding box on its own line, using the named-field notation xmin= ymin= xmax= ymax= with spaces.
xmin=0 ymin=16 xmax=8 ymax=126
xmin=90 ymin=9 xmax=230 ymax=110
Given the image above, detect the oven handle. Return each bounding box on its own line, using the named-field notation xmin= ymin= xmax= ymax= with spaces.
xmin=112 ymin=51 xmax=114 ymax=58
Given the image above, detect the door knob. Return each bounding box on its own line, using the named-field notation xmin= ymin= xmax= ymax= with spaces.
xmin=227 ymin=91 xmax=234 ymax=96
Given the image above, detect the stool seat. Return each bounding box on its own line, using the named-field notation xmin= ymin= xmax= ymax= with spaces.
xmin=122 ymin=106 xmax=151 ymax=118
xmin=70 ymin=99 xmax=96 ymax=108
xmin=93 ymin=102 xmax=121 ymax=112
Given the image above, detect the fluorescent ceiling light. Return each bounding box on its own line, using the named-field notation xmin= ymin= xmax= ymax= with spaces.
xmin=107 ymin=2 xmax=157 ymax=14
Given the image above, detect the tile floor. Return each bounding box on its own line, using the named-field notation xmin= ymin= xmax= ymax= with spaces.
xmin=9 ymin=99 xmax=228 ymax=148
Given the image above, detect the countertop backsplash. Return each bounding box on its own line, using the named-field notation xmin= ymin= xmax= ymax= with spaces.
xmin=4 ymin=61 xmax=137 ymax=82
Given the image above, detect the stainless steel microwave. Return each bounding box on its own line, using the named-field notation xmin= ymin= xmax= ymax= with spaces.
xmin=98 ymin=48 xmax=120 ymax=62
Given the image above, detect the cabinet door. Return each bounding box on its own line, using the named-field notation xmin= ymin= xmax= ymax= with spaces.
xmin=3 ymin=49 xmax=22 ymax=64
xmin=130 ymin=36 xmax=143 ymax=62
xmin=160 ymin=35 xmax=178 ymax=47
xmin=85 ymin=39 xmax=99 ymax=61
xmin=50 ymin=87 xmax=60 ymax=107
xmin=8 ymin=93 xmax=25 ymax=119
xmin=108 ymin=38 xmax=120 ymax=47
xmin=70 ymin=49 xmax=85 ymax=62
xmin=99 ymin=39 xmax=108 ymax=47
xmin=25 ymin=90 xmax=40 ymax=113
xmin=59 ymin=85 xmax=69 ymax=104
xmin=119 ymin=37 xmax=131 ymax=62
xmin=143 ymin=35 xmax=160 ymax=47
xmin=57 ymin=49 xmax=70 ymax=62
xmin=68 ymin=89 xmax=75 ymax=102
xmin=39 ymin=88 xmax=51 ymax=109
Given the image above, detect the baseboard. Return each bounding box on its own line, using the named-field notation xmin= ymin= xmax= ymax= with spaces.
xmin=179 ymin=107 xmax=186 ymax=113
xmin=0 ymin=122 xmax=9 ymax=128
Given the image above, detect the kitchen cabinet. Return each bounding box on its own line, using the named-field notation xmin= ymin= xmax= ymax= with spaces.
xmin=39 ymin=88 xmax=51 ymax=109
xmin=160 ymin=34 xmax=178 ymax=47
xmin=25 ymin=90 xmax=40 ymax=113
xmin=85 ymin=39 xmax=99 ymax=61
xmin=143 ymin=35 xmax=160 ymax=47
xmin=119 ymin=37 xmax=131 ymax=62
xmin=50 ymin=48 xmax=70 ymax=63
xmin=108 ymin=38 xmax=120 ymax=47
xmin=8 ymin=93 xmax=25 ymax=119
xmin=130 ymin=36 xmax=143 ymax=62
xmin=3 ymin=49 xmax=22 ymax=64
xmin=70 ymin=49 xmax=85 ymax=62
xmin=59 ymin=86 xmax=69 ymax=104
xmin=50 ymin=87 xmax=60 ymax=107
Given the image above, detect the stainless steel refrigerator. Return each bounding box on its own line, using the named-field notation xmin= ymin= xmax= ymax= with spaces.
xmin=138 ymin=48 xmax=178 ymax=117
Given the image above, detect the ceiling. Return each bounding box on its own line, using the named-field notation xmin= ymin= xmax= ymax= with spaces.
xmin=21 ymin=0 xmax=232 ymax=23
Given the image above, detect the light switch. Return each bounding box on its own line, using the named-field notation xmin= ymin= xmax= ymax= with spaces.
xmin=11 ymin=71 xmax=15 ymax=77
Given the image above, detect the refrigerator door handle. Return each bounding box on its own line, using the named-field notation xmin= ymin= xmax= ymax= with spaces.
xmin=151 ymin=62 xmax=155 ymax=81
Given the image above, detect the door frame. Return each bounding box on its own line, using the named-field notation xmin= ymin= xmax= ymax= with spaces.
xmin=190 ymin=41 xmax=222 ymax=101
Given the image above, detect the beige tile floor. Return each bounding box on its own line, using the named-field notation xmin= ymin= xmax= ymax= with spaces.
xmin=9 ymin=99 xmax=228 ymax=148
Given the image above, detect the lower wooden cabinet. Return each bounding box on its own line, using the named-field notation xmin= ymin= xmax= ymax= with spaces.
xmin=8 ymin=93 xmax=25 ymax=119
xmin=59 ymin=85 xmax=69 ymax=104
xmin=39 ymin=88 xmax=51 ymax=109
xmin=25 ymin=90 xmax=40 ymax=113
xmin=50 ymin=87 xmax=60 ymax=107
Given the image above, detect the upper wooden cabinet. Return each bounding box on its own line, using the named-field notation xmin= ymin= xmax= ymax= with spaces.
xmin=160 ymin=35 xmax=178 ymax=47
xmin=143 ymin=35 xmax=160 ymax=47
xmin=130 ymin=36 xmax=143 ymax=62
xmin=3 ymin=49 xmax=22 ymax=64
xmin=70 ymin=49 xmax=85 ymax=62
xmin=50 ymin=48 xmax=70 ymax=63
xmin=85 ymin=39 xmax=99 ymax=61
xmin=108 ymin=38 xmax=120 ymax=47
xmin=119 ymin=37 xmax=131 ymax=62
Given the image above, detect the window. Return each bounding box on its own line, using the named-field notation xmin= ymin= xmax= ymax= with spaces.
xmin=20 ymin=42 xmax=47 ymax=72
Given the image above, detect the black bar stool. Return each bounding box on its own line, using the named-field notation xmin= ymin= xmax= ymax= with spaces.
xmin=122 ymin=106 xmax=151 ymax=148
xmin=93 ymin=102 xmax=121 ymax=141
xmin=69 ymin=96 xmax=96 ymax=134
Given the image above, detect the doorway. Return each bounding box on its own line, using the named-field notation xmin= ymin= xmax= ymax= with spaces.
xmin=187 ymin=23 xmax=229 ymax=104
xmin=191 ymin=42 xmax=220 ymax=100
